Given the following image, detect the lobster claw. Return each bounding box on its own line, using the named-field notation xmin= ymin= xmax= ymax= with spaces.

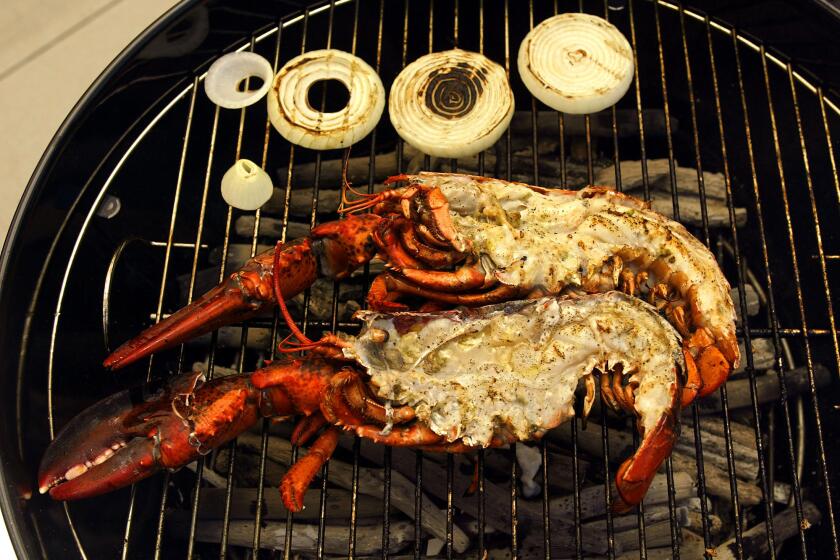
xmin=39 ymin=371 xmax=260 ymax=500
xmin=103 ymin=214 xmax=382 ymax=370
xmin=104 ymin=246 xmax=293 ymax=370
xmin=38 ymin=373 xmax=199 ymax=499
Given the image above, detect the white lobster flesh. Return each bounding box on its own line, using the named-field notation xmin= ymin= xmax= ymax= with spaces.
xmin=347 ymin=291 xmax=683 ymax=447
xmin=425 ymin=172 xmax=737 ymax=358
xmin=370 ymin=172 xmax=738 ymax=404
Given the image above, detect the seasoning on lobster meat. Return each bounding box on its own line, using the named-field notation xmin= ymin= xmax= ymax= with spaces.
xmin=40 ymin=292 xmax=684 ymax=512
xmin=102 ymin=172 xmax=737 ymax=405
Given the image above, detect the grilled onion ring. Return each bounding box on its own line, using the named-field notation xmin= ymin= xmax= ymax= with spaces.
xmin=204 ymin=52 xmax=274 ymax=109
xmin=389 ymin=49 xmax=514 ymax=158
xmin=268 ymin=49 xmax=385 ymax=150
xmin=518 ymin=14 xmax=633 ymax=114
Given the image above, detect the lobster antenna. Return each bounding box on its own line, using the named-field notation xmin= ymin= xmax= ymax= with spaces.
xmin=339 ymin=146 xmax=384 ymax=213
xmin=338 ymin=173 xmax=414 ymax=214
xmin=272 ymin=242 xmax=314 ymax=345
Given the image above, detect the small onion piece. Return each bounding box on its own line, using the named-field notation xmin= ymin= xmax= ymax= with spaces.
xmin=221 ymin=159 xmax=274 ymax=211
xmin=518 ymin=13 xmax=634 ymax=115
xmin=268 ymin=49 xmax=385 ymax=150
xmin=389 ymin=49 xmax=514 ymax=159
xmin=204 ymin=52 xmax=274 ymax=109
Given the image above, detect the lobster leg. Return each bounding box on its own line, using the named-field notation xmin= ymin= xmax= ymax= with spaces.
xmin=366 ymin=275 xmax=410 ymax=312
xmin=322 ymin=370 xmax=371 ymax=428
xmin=582 ymin=373 xmax=596 ymax=423
xmin=322 ymin=370 xmax=416 ymax=428
xmin=610 ymin=365 xmax=635 ymax=415
xmin=340 ymin=372 xmax=416 ymax=424
xmin=599 ymin=369 xmax=621 ymax=413
xmin=367 ymin=272 xmax=522 ymax=310
xmin=414 ymin=187 xmax=464 ymax=250
xmin=291 ymin=413 xmax=328 ymax=446
xmin=398 ymin=219 xmax=463 ymax=268
xmin=374 ymin=219 xmax=424 ymax=269
xmin=398 ymin=262 xmax=491 ymax=293
xmin=415 ymin=223 xmax=453 ymax=250
xmin=680 ymin=350 xmax=702 ymax=408
xmin=280 ymin=427 xmax=341 ymax=512
xmin=356 ymin=423 xmax=446 ymax=446
xmin=380 ymin=178 xmax=463 ymax=251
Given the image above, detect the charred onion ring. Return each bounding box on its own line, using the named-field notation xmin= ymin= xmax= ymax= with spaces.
xmin=268 ymin=49 xmax=385 ymax=150
xmin=389 ymin=49 xmax=514 ymax=158
xmin=518 ymin=13 xmax=634 ymax=114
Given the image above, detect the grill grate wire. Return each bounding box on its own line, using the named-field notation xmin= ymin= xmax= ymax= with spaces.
xmin=35 ymin=0 xmax=840 ymax=558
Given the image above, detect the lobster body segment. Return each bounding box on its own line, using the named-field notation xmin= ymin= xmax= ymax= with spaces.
xmin=43 ymin=292 xmax=685 ymax=513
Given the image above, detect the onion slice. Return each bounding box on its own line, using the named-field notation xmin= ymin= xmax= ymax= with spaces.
xmin=518 ymin=13 xmax=634 ymax=114
xmin=221 ymin=159 xmax=274 ymax=211
xmin=389 ymin=49 xmax=514 ymax=159
xmin=268 ymin=49 xmax=385 ymax=150
xmin=204 ymin=52 xmax=274 ymax=109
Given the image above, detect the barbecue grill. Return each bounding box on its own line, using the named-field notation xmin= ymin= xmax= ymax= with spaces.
xmin=1 ymin=0 xmax=838 ymax=558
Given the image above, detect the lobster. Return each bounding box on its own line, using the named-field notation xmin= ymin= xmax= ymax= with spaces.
xmin=40 ymin=292 xmax=686 ymax=513
xmin=102 ymin=172 xmax=739 ymax=408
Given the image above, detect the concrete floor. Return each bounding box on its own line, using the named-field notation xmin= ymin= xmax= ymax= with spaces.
xmin=0 ymin=1 xmax=180 ymax=555
xmin=0 ymin=0 xmax=181 ymax=248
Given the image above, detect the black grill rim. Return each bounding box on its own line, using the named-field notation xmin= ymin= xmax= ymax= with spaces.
xmin=0 ymin=2 xmax=202 ymax=557
xmin=2 ymin=0 xmax=840 ymax=558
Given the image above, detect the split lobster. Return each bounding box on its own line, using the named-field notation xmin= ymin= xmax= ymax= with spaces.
xmin=40 ymin=292 xmax=686 ymax=512
xmin=103 ymin=172 xmax=739 ymax=407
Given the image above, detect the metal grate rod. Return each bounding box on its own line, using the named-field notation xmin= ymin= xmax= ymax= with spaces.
xmin=707 ymin=13 xmax=796 ymax=557
xmin=820 ymin=88 xmax=840 ymax=211
xmin=252 ymin=12 xmax=287 ymax=555
xmin=564 ymin=8 xmax=582 ymax=558
xmin=128 ymin=73 xmax=202 ymax=560
xmin=502 ymin=2 xmax=520 ymax=557
xmin=650 ymin=3 xmax=682 ymax=555
xmin=730 ymin=27 xmax=809 ymax=558
xmin=476 ymin=9 xmax=487 ymax=559
xmin=675 ymin=5 xmax=714 ymax=554
xmin=761 ymin=42 xmax=837 ymax=559
xmin=223 ymin=41 xmax=265 ymax=557
xmin=780 ymin=56 xmax=839 ymax=555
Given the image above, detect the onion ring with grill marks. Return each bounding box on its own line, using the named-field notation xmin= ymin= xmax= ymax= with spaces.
xmin=389 ymin=49 xmax=514 ymax=159
xmin=518 ymin=13 xmax=634 ymax=115
xmin=268 ymin=49 xmax=385 ymax=150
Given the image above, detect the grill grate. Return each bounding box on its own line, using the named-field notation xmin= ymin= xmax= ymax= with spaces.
xmin=31 ymin=0 xmax=840 ymax=558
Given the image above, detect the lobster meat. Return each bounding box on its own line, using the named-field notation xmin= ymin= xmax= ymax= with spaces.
xmin=102 ymin=172 xmax=738 ymax=406
xmin=40 ymin=292 xmax=685 ymax=512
